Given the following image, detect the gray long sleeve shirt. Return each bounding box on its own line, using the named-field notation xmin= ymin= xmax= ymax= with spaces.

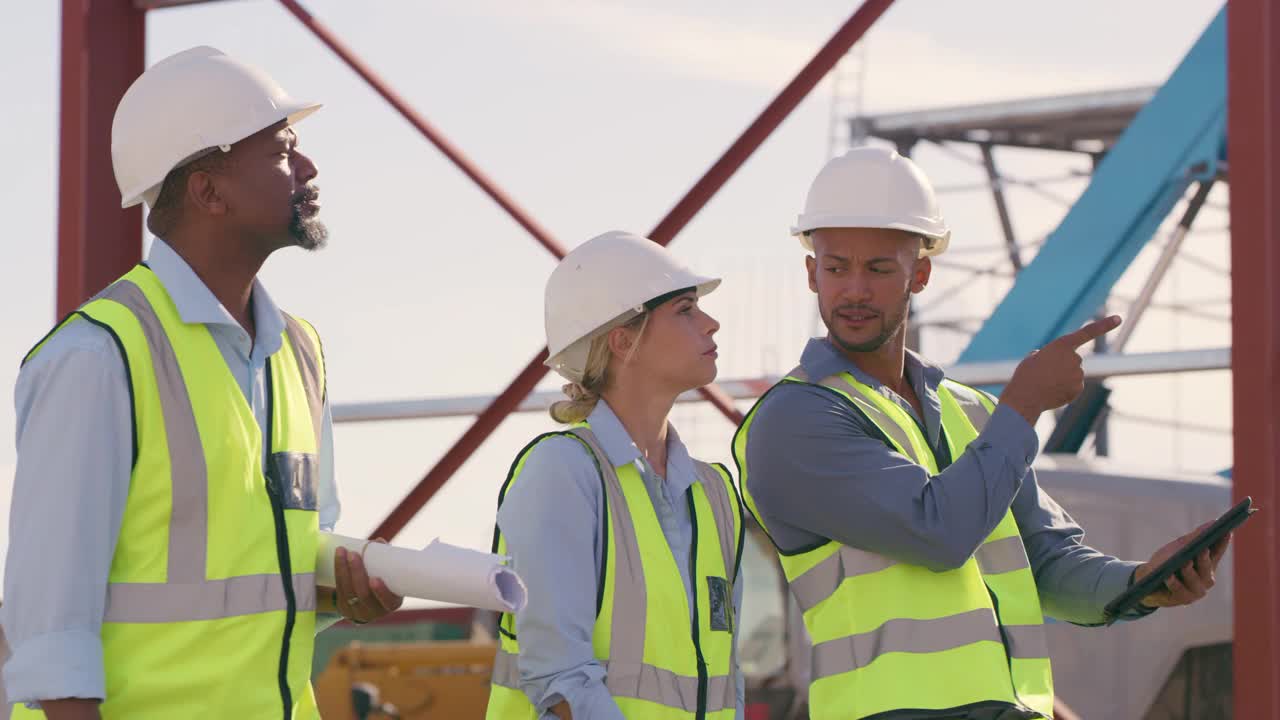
xmin=743 ymin=338 xmax=1147 ymax=625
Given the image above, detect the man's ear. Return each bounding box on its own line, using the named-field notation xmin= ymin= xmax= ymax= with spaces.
xmin=911 ymin=256 xmax=932 ymax=294
xmin=187 ymin=170 xmax=227 ymax=217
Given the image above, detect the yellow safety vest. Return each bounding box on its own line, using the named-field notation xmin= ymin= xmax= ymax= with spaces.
xmin=15 ymin=265 xmax=326 ymax=719
xmin=486 ymin=425 xmax=744 ymax=719
xmin=735 ymin=367 xmax=1054 ymax=720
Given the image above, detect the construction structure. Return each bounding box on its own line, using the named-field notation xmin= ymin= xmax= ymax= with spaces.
xmin=52 ymin=0 xmax=1280 ymax=716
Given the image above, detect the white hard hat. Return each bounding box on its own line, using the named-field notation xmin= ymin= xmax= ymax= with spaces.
xmin=111 ymin=46 xmax=322 ymax=209
xmin=791 ymin=145 xmax=950 ymax=258
xmin=544 ymin=231 xmax=721 ymax=383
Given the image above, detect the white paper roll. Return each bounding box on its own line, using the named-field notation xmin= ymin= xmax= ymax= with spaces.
xmin=316 ymin=533 xmax=527 ymax=613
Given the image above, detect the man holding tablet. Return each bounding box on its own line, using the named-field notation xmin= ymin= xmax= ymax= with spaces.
xmin=737 ymin=147 xmax=1232 ymax=720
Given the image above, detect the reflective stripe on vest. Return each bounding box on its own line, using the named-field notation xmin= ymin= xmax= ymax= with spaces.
xmin=100 ymin=279 xmax=209 ymax=584
xmin=734 ymin=368 xmax=1053 ymax=720
xmin=487 ymin=425 xmax=741 ymax=719
xmin=809 ymin=610 xmax=1051 ymax=681
xmin=787 ymin=535 xmax=1033 ymax=614
xmin=789 ymin=367 xmax=931 ymax=468
xmin=91 ymin=279 xmax=324 ymax=623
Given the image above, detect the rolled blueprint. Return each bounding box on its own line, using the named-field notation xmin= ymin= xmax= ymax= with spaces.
xmin=316 ymin=532 xmax=527 ymax=613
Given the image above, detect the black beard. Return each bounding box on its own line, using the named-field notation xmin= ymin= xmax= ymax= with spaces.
xmin=826 ymin=292 xmax=911 ymax=354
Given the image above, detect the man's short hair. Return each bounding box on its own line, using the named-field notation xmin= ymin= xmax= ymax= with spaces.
xmin=145 ymin=149 xmax=231 ymax=239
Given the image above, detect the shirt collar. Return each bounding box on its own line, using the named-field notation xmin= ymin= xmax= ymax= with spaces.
xmin=798 ymin=337 xmax=944 ymax=393
xmin=584 ymin=399 xmax=699 ymax=497
xmin=796 ymin=337 xmax=946 ymax=444
xmin=145 ymin=238 xmax=287 ymax=354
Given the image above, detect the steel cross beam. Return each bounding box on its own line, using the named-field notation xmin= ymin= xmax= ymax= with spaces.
xmin=1228 ymin=0 xmax=1280 ymax=714
xmin=271 ymin=0 xmax=779 ymax=540
xmin=958 ymin=10 xmax=1227 ymax=365
xmin=360 ymin=0 xmax=898 ymax=540
xmin=278 ymin=0 xmax=568 ymax=258
xmin=978 ymin=144 xmax=1023 ymax=272
xmin=279 ymin=0 xmax=746 ymax=427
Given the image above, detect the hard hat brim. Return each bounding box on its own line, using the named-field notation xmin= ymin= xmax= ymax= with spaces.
xmin=121 ymin=99 xmax=323 ymax=209
xmin=792 ymin=220 xmax=950 ymax=258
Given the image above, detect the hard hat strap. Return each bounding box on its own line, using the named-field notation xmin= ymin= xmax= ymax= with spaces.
xmin=643 ymin=286 xmax=696 ymax=312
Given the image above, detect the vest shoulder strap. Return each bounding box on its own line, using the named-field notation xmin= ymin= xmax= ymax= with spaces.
xmin=22 ymin=265 xmax=155 ymax=366
xmin=939 ymin=378 xmax=997 ymax=433
xmin=281 ymin=313 xmax=325 ymax=444
xmin=693 ymin=460 xmax=745 ymax=584
xmin=811 ymin=371 xmax=932 ymax=468
xmin=566 ymin=426 xmax=651 ymax=667
xmin=785 ymin=364 xmax=809 ymax=382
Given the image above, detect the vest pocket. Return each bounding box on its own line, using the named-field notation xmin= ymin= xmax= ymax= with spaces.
xmin=707 ymin=575 xmax=733 ymax=632
xmin=267 ymin=452 xmax=319 ymax=511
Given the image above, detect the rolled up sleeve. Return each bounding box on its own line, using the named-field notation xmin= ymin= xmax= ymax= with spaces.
xmin=3 ymin=321 xmax=132 ymax=704
xmin=317 ymin=398 xmax=339 ymax=534
xmin=315 ymin=398 xmax=343 ymax=633
xmin=497 ymin=436 xmax=626 ymax=720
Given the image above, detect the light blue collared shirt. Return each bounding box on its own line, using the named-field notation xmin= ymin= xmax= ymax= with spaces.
xmin=497 ymin=400 xmax=745 ymax=720
xmin=2 ymin=239 xmax=339 ymax=705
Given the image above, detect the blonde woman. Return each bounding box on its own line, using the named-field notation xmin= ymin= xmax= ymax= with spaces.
xmin=486 ymin=231 xmax=745 ymax=720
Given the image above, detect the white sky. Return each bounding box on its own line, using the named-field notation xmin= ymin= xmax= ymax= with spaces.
xmin=0 ymin=1 xmax=1231 ymax=582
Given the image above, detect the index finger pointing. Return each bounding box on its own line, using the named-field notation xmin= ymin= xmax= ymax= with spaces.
xmin=1055 ymin=315 xmax=1122 ymax=350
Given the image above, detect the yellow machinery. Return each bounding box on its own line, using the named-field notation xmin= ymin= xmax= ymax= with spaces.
xmin=314 ymin=639 xmax=496 ymax=719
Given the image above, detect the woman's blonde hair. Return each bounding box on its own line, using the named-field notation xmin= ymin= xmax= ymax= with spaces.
xmin=549 ymin=313 xmax=650 ymax=424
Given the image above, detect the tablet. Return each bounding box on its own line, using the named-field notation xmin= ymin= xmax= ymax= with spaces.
xmin=1103 ymin=496 xmax=1255 ymax=625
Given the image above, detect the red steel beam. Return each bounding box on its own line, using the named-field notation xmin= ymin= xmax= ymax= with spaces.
xmin=282 ymin=0 xmax=744 ymax=496
xmin=1229 ymin=0 xmax=1280 ymax=714
xmin=271 ymin=0 xmax=754 ymax=539
xmin=373 ymin=350 xmax=551 ymax=540
xmin=57 ymin=0 xmax=145 ymax=317
xmin=648 ymin=0 xmax=896 ymax=245
xmin=369 ymin=1 xmax=897 ymax=540
xmin=276 ymin=0 xmax=568 ymax=258
xmin=133 ymin=0 xmax=228 ymax=8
